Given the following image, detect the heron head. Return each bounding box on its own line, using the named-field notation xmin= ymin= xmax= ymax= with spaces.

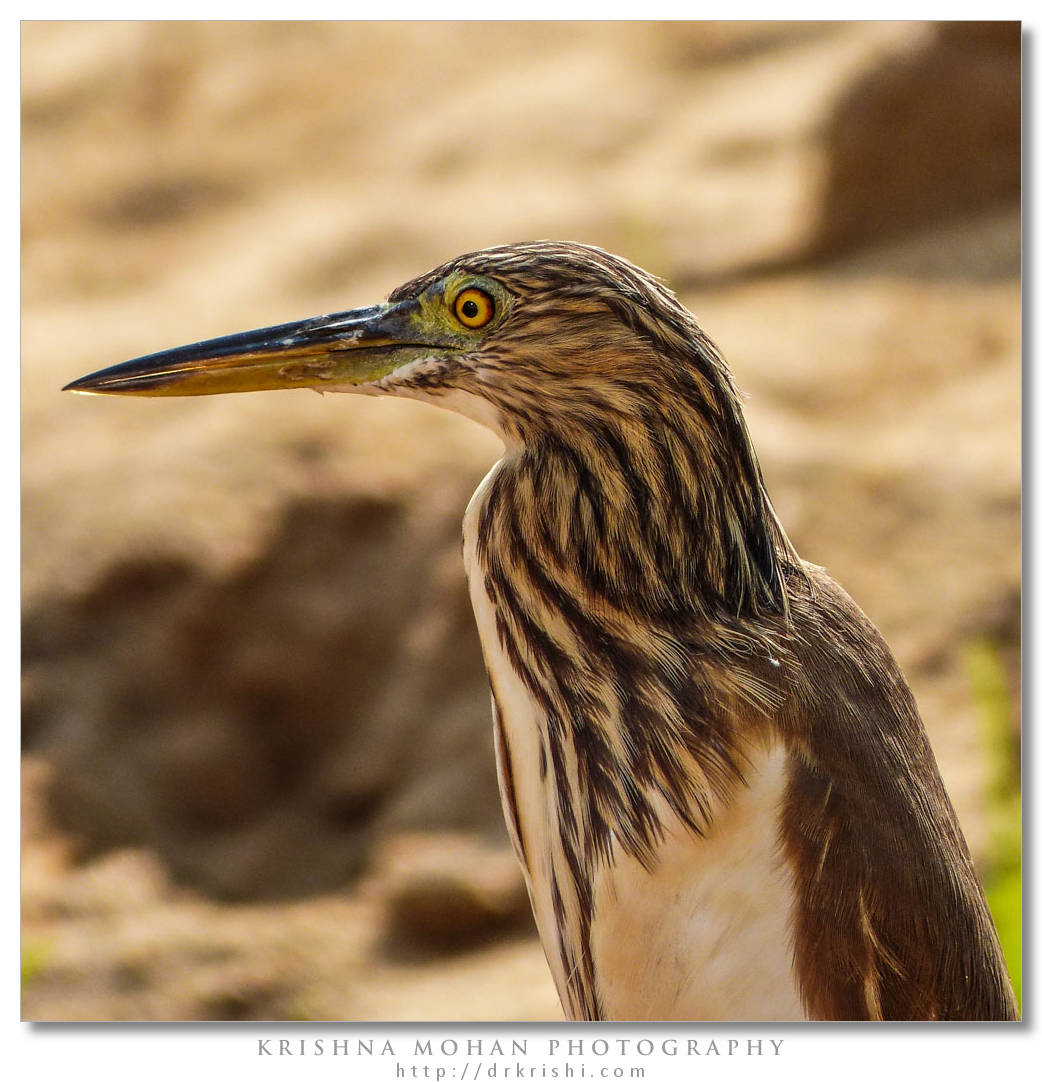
xmin=64 ymin=240 xmax=793 ymax=615
xmin=64 ymin=241 xmax=732 ymax=447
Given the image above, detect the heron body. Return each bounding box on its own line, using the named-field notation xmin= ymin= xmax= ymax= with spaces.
xmin=65 ymin=241 xmax=1018 ymax=1021
xmin=463 ymin=462 xmax=804 ymax=1021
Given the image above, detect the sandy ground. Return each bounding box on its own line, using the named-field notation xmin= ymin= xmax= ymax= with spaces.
xmin=21 ymin=22 xmax=1019 ymax=1021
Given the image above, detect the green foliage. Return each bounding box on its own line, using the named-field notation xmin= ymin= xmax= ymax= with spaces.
xmin=963 ymin=636 xmax=1021 ymax=1008
xmin=21 ymin=938 xmax=51 ymax=990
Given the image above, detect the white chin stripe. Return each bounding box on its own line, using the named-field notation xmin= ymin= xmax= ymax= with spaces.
xmin=401 ymin=386 xmax=506 ymax=437
xmin=320 ymin=354 xmax=509 ymax=442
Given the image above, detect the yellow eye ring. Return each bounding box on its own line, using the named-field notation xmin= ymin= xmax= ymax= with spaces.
xmin=454 ymin=288 xmax=495 ymax=329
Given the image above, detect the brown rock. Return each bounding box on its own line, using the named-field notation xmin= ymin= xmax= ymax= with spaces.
xmin=370 ymin=833 xmax=533 ymax=955
xmin=814 ymin=22 xmax=1020 ymax=255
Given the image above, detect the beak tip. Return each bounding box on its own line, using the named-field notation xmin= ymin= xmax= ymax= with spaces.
xmin=62 ymin=376 xmax=100 ymax=394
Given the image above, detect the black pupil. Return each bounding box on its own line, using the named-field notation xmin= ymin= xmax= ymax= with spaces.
xmin=461 ymin=298 xmax=480 ymax=319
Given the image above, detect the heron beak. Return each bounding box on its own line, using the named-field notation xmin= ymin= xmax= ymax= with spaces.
xmin=62 ymin=300 xmax=441 ymax=397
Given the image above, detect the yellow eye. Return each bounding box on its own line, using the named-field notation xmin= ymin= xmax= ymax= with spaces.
xmin=454 ymin=288 xmax=495 ymax=329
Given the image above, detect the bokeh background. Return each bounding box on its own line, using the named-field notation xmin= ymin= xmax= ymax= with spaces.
xmin=21 ymin=21 xmax=1021 ymax=1021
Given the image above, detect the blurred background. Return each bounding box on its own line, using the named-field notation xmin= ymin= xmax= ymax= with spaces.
xmin=21 ymin=21 xmax=1020 ymax=1021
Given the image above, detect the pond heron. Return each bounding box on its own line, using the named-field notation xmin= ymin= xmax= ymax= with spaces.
xmin=65 ymin=241 xmax=1018 ymax=1021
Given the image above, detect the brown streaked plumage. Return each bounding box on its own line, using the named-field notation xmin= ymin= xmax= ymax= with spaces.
xmin=64 ymin=241 xmax=1018 ymax=1021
